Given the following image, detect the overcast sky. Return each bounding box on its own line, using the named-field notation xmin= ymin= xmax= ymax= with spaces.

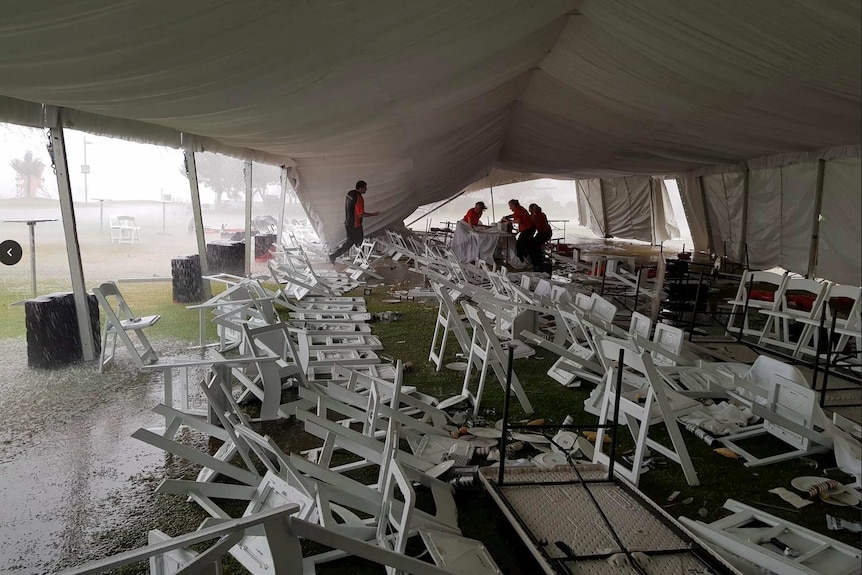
xmin=1 ymin=123 xmax=197 ymax=202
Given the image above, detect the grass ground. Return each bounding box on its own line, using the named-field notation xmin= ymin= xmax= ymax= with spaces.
xmin=2 ymin=273 xmax=860 ymax=573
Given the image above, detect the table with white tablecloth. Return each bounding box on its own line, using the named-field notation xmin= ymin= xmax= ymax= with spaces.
xmin=451 ymin=221 xmax=516 ymax=264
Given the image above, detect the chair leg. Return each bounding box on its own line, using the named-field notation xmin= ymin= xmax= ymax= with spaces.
xmin=134 ymin=330 xmax=159 ymax=364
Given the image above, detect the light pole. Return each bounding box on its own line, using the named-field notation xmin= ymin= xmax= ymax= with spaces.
xmin=81 ymin=136 xmax=93 ymax=203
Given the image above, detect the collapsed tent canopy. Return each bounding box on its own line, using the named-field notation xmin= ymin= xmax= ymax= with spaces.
xmin=1 ymin=0 xmax=859 ymax=281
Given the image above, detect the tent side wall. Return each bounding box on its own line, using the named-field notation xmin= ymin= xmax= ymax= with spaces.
xmin=673 ymin=147 xmax=861 ymax=285
xmin=818 ymin=157 xmax=862 ymax=285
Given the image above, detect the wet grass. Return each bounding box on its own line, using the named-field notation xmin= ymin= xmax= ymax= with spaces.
xmin=0 ymin=280 xmax=225 ymax=341
xmin=3 ymin=276 xmax=860 ymax=574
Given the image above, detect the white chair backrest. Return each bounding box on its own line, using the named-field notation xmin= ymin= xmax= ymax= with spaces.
xmin=746 ymin=355 xmax=808 ymax=388
xmin=780 ymin=278 xmax=830 ymax=311
xmin=629 ymin=312 xmax=652 ymax=340
xmin=595 ymin=336 xmax=653 ymax=382
xmin=825 ymin=284 xmax=862 ymax=322
xmin=737 ymin=269 xmax=787 ymax=301
xmin=589 ymin=293 xmax=617 ymax=324
xmin=574 ymin=292 xmax=593 ymax=313
xmin=376 ymin=459 xmax=415 ymax=573
xmin=651 ymin=323 xmax=684 ymax=367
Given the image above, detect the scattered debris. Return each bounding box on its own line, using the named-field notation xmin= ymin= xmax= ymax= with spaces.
xmin=713 ymin=447 xmax=739 ymax=459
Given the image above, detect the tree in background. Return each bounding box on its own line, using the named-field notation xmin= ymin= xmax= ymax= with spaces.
xmin=181 ymin=154 xmax=281 ymax=210
xmin=10 ymin=150 xmax=49 ymax=198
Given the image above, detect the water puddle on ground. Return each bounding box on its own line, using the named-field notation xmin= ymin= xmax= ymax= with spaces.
xmin=0 ymin=339 xmax=208 ymax=574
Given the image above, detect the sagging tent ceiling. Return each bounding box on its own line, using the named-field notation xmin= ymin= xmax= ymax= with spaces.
xmin=1 ymin=0 xmax=859 ymax=250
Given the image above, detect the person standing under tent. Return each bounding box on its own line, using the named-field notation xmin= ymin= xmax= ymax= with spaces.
xmin=501 ymin=199 xmax=534 ymax=267
xmin=329 ymin=180 xmax=380 ymax=263
xmin=462 ymin=201 xmax=488 ymax=228
xmin=529 ymin=203 xmax=552 ymax=270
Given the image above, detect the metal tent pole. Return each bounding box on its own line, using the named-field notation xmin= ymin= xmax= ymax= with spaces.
xmin=405 ymin=189 xmax=468 ymax=228
xmin=49 ymin=125 xmax=96 ymax=361
xmin=807 ymin=159 xmax=826 ymax=278
xmin=184 ymin=151 xmax=211 ymax=296
xmin=244 ymin=161 xmax=253 ymax=277
xmin=277 ymin=166 xmax=288 ymax=245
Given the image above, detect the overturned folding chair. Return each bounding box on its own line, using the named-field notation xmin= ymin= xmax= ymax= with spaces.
xmin=428 ymin=281 xmax=473 ymax=371
xmin=720 ymin=367 xmax=832 ymax=467
xmin=592 ymin=337 xmax=700 ymax=486
xmin=438 ymin=302 xmax=534 ymax=416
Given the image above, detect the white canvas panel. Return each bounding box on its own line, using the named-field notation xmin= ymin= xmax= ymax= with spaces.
xmin=577 ymin=179 xmax=605 ymax=237
xmin=746 ymin=169 xmax=782 ymax=269
xmin=818 ymin=157 xmax=862 ymax=285
xmin=658 ymin=180 xmax=680 ymax=241
xmin=778 ymin=163 xmax=818 ymax=276
xmin=676 ymin=177 xmax=710 ymax=255
xmin=603 ymin=177 xmax=652 ymax=243
xmin=702 ymin=172 xmax=746 ymax=262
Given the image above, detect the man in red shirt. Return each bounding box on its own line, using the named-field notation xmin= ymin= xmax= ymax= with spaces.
xmin=501 ymin=199 xmax=535 ymax=267
xmin=529 ymin=203 xmax=552 ymax=270
xmin=462 ymin=201 xmax=487 ymax=227
xmin=329 ymin=180 xmax=380 ymax=263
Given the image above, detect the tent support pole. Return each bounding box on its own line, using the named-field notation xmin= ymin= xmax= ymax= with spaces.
xmin=244 ymin=161 xmax=253 ymax=276
xmin=598 ymin=179 xmax=610 ymax=238
xmin=277 ymin=167 xmax=288 ymax=245
xmin=490 ymin=185 xmax=495 ymax=222
xmin=648 ymin=178 xmax=657 ymax=246
xmin=698 ymin=176 xmax=714 ymax=255
xmin=185 ymin=151 xmax=211 ymax=296
xmin=739 ymin=170 xmax=749 ymax=265
xmin=405 ymin=189 xmax=468 ymax=228
xmin=50 ymin=125 xmax=96 ymax=362
xmin=807 ymin=159 xmax=826 ymax=278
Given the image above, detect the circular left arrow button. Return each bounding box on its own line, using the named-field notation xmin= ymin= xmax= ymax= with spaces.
xmin=0 ymin=240 xmax=23 ymax=265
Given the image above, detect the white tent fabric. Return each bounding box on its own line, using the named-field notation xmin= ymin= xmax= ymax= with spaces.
xmin=576 ymin=179 xmax=605 ymax=237
xmin=677 ymin=150 xmax=861 ymax=285
xmin=653 ymin=180 xmax=680 ymax=244
xmin=575 ymin=176 xmax=676 ymax=244
xmin=702 ymin=173 xmax=746 ymax=263
xmin=0 ymin=0 xmax=859 ymax=279
xmin=819 ymin=158 xmax=862 ymax=286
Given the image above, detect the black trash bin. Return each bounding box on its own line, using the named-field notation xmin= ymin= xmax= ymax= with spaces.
xmin=206 ymin=240 xmax=245 ymax=276
xmin=25 ymin=292 xmax=101 ymax=368
xmin=254 ymin=234 xmax=277 ymax=259
xmin=172 ymin=254 xmax=204 ymax=303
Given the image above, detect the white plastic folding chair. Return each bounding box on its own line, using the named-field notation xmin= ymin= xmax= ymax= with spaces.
xmin=428 ymin=282 xmax=472 ymax=371
xmin=437 ymin=302 xmax=534 ymax=416
xmin=794 ymin=284 xmax=861 ymax=364
xmin=109 ymin=215 xmax=122 ymax=243
xmin=117 ymin=215 xmax=142 ymax=244
xmin=758 ymin=277 xmax=830 ymax=352
xmin=93 ymin=281 xmax=160 ymax=371
xmin=592 ymin=337 xmax=700 ymax=486
xmin=725 ymin=269 xmax=788 ymax=338
xmin=720 ymin=367 xmax=832 ymax=467
xmin=377 ymin=459 xmax=500 ymax=575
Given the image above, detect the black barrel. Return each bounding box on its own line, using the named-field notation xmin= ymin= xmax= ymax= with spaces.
xmin=206 ymin=240 xmax=245 ymax=276
xmin=25 ymin=292 xmax=101 ymax=368
xmin=172 ymin=254 xmax=204 ymax=303
xmin=254 ymin=234 xmax=277 ymax=259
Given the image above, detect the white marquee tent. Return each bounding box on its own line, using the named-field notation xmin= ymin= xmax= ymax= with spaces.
xmin=1 ymin=0 xmax=860 ymax=283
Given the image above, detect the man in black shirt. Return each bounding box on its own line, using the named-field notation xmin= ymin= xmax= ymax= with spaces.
xmin=328 ymin=180 xmax=380 ymax=263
